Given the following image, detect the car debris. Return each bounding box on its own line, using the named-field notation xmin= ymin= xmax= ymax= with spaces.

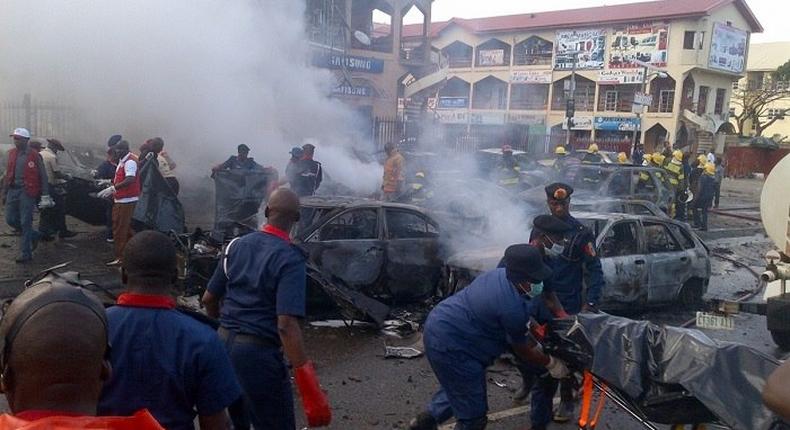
xmin=383 ymin=346 xmax=423 ymax=359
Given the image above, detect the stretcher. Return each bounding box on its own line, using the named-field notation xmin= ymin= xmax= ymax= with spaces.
xmin=541 ymin=314 xmax=788 ymax=430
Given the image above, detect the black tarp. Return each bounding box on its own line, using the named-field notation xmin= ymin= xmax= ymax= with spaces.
xmin=64 ymin=177 xmax=107 ymax=225
xmin=546 ymin=313 xmax=784 ymax=429
xmin=212 ymin=169 xmax=276 ymax=240
xmin=132 ymin=158 xmax=186 ymax=233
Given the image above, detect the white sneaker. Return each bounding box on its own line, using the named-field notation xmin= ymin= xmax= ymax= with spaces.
xmin=106 ymin=238 xmax=114 ymax=243
xmin=105 ymin=259 xmax=121 ymax=266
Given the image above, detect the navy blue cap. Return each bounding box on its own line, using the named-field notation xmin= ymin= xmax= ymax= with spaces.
xmin=503 ymin=244 xmax=553 ymax=284
xmin=533 ymin=214 xmax=573 ymax=234
xmin=545 ymin=182 xmax=574 ymax=201
xmin=107 ymin=134 xmax=122 ymax=147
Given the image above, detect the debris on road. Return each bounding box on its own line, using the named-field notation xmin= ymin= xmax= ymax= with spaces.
xmin=384 ymin=346 xmax=423 ymax=359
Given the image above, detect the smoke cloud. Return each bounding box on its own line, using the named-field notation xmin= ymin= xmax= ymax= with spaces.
xmin=0 ymin=0 xmax=382 ymax=192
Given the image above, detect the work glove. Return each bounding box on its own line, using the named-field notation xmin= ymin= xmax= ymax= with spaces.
xmin=38 ymin=195 xmax=55 ymax=209
xmin=90 ymin=169 xmax=98 ymax=178
xmin=97 ymin=186 xmax=116 ymax=199
xmin=294 ymin=361 xmax=332 ymax=427
xmin=96 ymin=179 xmax=112 ymax=187
xmin=546 ymin=356 xmax=571 ymax=379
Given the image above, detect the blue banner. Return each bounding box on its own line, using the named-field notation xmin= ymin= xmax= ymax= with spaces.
xmin=438 ymin=97 xmax=468 ymax=109
xmin=312 ymin=52 xmax=385 ymax=74
xmin=594 ymin=116 xmax=640 ymax=131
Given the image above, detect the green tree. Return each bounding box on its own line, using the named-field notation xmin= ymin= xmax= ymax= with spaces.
xmin=731 ymin=59 xmax=790 ymax=136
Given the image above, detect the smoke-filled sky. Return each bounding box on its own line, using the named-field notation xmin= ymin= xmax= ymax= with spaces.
xmin=0 ymin=0 xmax=382 ymax=191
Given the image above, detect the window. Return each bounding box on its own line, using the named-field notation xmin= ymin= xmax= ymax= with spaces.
xmin=607 ymin=171 xmax=631 ymax=196
xmin=509 ymin=84 xmax=549 ymax=110
xmin=514 ymin=37 xmax=553 ymax=66
xmin=386 ymin=210 xmax=438 ymax=239
xmin=697 ymin=86 xmax=709 ymax=115
xmin=659 ymin=90 xmax=675 ymax=113
xmin=475 ymin=39 xmax=511 ymax=67
xmin=714 ymin=88 xmax=726 ymax=114
xmin=605 ymin=91 xmax=619 ymax=111
xmin=683 ymin=31 xmax=696 ymax=49
xmin=601 ymin=221 xmax=639 ymax=257
xmin=634 ymin=170 xmax=658 ymax=200
xmin=768 ymin=109 xmax=786 ymax=120
xmin=643 ymin=222 xmax=682 ymax=253
xmin=626 ymin=203 xmax=657 ymax=216
xmin=666 ymin=223 xmax=695 ymax=250
xmin=319 ymin=209 xmax=378 ymax=241
xmin=443 ymin=41 xmax=474 ymax=68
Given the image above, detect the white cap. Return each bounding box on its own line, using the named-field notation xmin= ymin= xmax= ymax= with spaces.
xmin=10 ymin=128 xmax=30 ymax=139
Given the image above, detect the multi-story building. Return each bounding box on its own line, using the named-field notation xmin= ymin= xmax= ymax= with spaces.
xmin=402 ymin=0 xmax=762 ymax=154
xmin=730 ymin=42 xmax=790 ymax=141
xmin=305 ymin=0 xmax=434 ymax=127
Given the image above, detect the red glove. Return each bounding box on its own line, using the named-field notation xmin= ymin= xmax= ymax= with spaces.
xmin=530 ymin=323 xmax=547 ymax=341
xmin=294 ymin=361 xmax=332 ymax=427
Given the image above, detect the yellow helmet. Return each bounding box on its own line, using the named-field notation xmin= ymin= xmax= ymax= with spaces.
xmin=673 ymin=150 xmax=683 ymax=161
xmin=697 ymin=154 xmax=707 ymax=164
xmin=654 ymin=153 xmax=666 ymax=165
xmin=643 ymin=153 xmax=653 ymax=162
xmin=617 ymin=152 xmax=628 ymax=163
xmin=705 ymin=162 xmax=715 ymax=175
xmin=588 ymin=143 xmax=599 ymax=153
xmin=555 ymin=146 xmax=567 ymax=155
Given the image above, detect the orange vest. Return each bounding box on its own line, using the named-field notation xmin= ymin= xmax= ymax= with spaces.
xmin=382 ymin=152 xmax=405 ymax=193
xmin=0 ymin=410 xmax=164 ymax=430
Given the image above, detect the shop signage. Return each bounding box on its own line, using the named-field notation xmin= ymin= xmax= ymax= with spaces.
xmin=470 ymin=111 xmax=506 ymax=125
xmin=507 ymin=112 xmax=545 ymax=125
xmin=709 ymin=22 xmax=747 ymax=74
xmin=562 ymin=116 xmax=594 ymax=130
xmin=332 ymin=84 xmax=372 ymax=97
xmin=594 ymin=116 xmax=640 ymax=131
xmin=312 ymin=52 xmax=385 ymax=74
xmin=555 ymin=28 xmax=606 ymax=70
xmin=478 ymin=49 xmax=506 ymax=66
xmin=598 ymin=69 xmax=645 ymax=84
xmin=436 ymin=110 xmax=468 ymax=124
xmin=634 ymin=92 xmax=653 ymax=106
xmin=438 ymin=97 xmax=469 ymax=109
xmin=510 ymin=70 xmax=553 ymax=84
xmin=609 ymin=22 xmax=669 ymax=69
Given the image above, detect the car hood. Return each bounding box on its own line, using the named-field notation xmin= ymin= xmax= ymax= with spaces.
xmin=446 ymin=245 xmax=505 ymax=272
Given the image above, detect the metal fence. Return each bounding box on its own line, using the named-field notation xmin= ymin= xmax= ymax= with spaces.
xmin=1 ymin=94 xmax=77 ymax=138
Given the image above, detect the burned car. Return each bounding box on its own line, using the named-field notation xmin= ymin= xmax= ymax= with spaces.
xmin=521 ymin=164 xmax=675 ymax=213
xmin=295 ymin=196 xmax=443 ymax=305
xmin=445 ymin=212 xmax=710 ymax=309
xmin=572 ymin=198 xmax=666 ymax=217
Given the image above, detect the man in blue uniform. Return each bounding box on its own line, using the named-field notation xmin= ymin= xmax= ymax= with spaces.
xmin=211 ymin=144 xmax=263 ymax=174
xmin=409 ymin=244 xmax=570 ymax=430
xmin=528 ymin=182 xmax=605 ymax=429
xmin=98 ymin=230 xmax=240 ymax=430
xmin=202 ymin=188 xmax=331 ymax=430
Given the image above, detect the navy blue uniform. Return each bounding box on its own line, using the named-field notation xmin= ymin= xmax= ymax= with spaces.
xmin=527 ymin=214 xmax=604 ymax=428
xmin=694 ymin=173 xmax=716 ymax=230
xmin=423 ymin=268 xmax=536 ymax=426
xmin=206 ymin=227 xmax=306 ymax=430
xmin=98 ymin=297 xmax=241 ymax=430
xmin=218 ymin=155 xmax=263 ymax=171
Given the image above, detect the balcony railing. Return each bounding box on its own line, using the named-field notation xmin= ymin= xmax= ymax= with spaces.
xmin=513 ymin=53 xmax=553 ymax=66
xmin=447 ymin=55 xmax=473 ymax=68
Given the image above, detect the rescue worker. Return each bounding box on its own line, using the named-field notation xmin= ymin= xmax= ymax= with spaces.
xmin=38 ymin=139 xmax=76 ymax=240
xmin=284 ymin=147 xmax=304 ymax=189
xmin=687 ymin=155 xmax=707 ymax=224
xmin=528 ymin=183 xmax=605 ymax=428
xmin=641 ymin=152 xmax=652 ymax=167
xmin=382 ymin=142 xmax=405 ymax=201
xmin=98 ymin=231 xmax=241 ymax=430
xmin=202 ymin=188 xmax=331 ymax=429
xmin=211 ymin=144 xmax=263 ymax=174
xmin=693 ymin=163 xmax=716 ymax=231
xmin=632 ymin=144 xmax=644 ymax=166
xmin=403 ymin=171 xmax=432 ymax=204
xmin=149 ymin=138 xmax=179 ymax=195
xmin=494 ymin=145 xmax=521 ymax=188
xmin=298 ymin=142 xmax=323 ymax=196
xmin=616 ymin=152 xmax=628 ymax=164
xmin=408 ymin=244 xmax=570 ymax=430
xmin=94 ymin=146 xmax=118 ymax=243
xmin=581 ymin=143 xmax=602 ymax=163
xmin=665 ymin=150 xmax=687 ymax=220
xmin=649 ymin=152 xmax=668 ymax=185
xmin=0 ymin=281 xmax=163 ymax=429
xmin=714 ymin=158 xmax=724 ymax=208
xmin=636 ymin=153 xmax=654 ymax=192
xmin=97 ymin=140 xmax=141 ymax=266
xmin=2 ymin=128 xmax=53 ymax=264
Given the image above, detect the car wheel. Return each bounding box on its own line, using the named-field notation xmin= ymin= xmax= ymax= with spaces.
xmin=679 ymin=278 xmax=704 ymax=309
xmin=770 ymin=330 xmax=790 ymax=351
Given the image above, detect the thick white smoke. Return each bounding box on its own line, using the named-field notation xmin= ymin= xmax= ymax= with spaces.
xmin=0 ymin=0 xmax=382 ymax=193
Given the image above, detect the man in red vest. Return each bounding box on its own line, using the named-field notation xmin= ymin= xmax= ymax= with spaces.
xmin=2 ymin=128 xmax=53 ymax=264
xmin=97 ymin=140 xmax=140 ymax=266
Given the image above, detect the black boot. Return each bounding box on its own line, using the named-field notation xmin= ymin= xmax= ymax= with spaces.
xmin=409 ymin=411 xmax=438 ymax=430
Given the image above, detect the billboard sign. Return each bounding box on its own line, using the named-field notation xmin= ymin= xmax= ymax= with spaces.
xmin=562 ymin=116 xmax=594 ymax=130
xmin=436 ymin=110 xmax=468 ymax=124
xmin=510 ymin=70 xmax=553 ymax=84
xmin=470 ymin=112 xmax=506 ymax=125
xmin=311 ymin=52 xmax=385 ymax=74
xmin=332 ymin=85 xmax=372 ymax=97
xmin=594 ymin=116 xmax=640 ymax=131
xmin=478 ymin=49 xmax=506 ymax=66
xmin=609 ymin=22 xmax=669 ymax=68
xmin=708 ymin=22 xmax=747 ymax=74
xmin=597 ymin=69 xmax=645 ymax=84
xmin=438 ymin=97 xmax=469 ymax=109
xmin=555 ymin=29 xmax=606 ymax=70
xmin=507 ymin=112 xmax=545 ymax=125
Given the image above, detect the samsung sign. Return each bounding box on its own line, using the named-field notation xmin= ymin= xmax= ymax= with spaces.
xmin=332 ymin=85 xmax=372 ymax=97
xmin=313 ymin=53 xmax=385 ymax=74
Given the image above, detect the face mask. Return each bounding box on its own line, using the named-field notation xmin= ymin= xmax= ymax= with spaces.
xmin=526 ymin=282 xmax=544 ymax=298
xmin=545 ymin=242 xmax=565 ymax=257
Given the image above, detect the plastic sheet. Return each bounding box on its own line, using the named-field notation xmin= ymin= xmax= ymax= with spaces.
xmin=212 ymin=169 xmax=276 ymax=240
xmin=546 ymin=313 xmax=784 ymax=429
xmin=132 ymin=160 xmax=185 ymax=233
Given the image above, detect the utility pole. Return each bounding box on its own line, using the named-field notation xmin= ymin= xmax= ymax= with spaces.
xmin=630 ymin=65 xmax=648 ymax=157
xmin=565 ymin=51 xmax=578 ymax=150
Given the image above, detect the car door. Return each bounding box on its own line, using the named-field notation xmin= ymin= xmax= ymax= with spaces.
xmin=597 ymin=220 xmax=648 ymax=306
xmin=665 ymin=222 xmax=703 ymax=295
xmin=383 ymin=208 xmax=443 ymax=302
xmin=303 ymin=207 xmax=387 ymax=298
xmin=632 ymin=169 xmax=660 ymax=204
xmin=643 ymin=220 xmax=689 ymax=303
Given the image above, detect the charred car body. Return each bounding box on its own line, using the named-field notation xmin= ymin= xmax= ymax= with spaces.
xmin=445 ymin=212 xmax=711 ymax=309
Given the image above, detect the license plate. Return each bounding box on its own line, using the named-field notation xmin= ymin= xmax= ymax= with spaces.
xmin=696 ymin=312 xmax=735 ymax=330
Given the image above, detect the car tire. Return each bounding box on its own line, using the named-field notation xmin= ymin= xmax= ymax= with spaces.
xmin=679 ymin=278 xmax=704 ymax=310
xmin=770 ymin=330 xmax=790 ymax=351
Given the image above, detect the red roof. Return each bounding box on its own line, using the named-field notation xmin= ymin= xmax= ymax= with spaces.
xmin=402 ymin=0 xmax=762 ymax=38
